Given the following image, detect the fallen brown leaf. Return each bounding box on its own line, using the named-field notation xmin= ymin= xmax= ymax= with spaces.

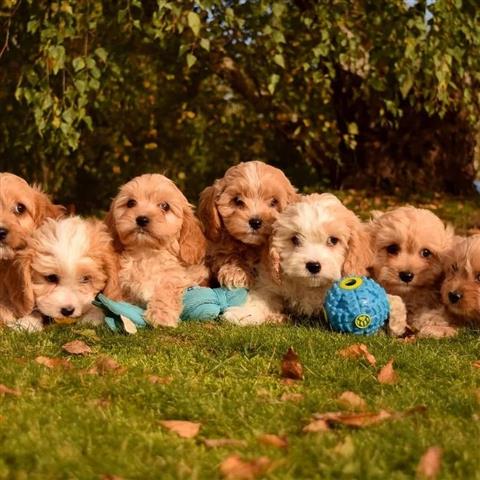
xmin=312 ymin=410 xmax=392 ymax=428
xmin=377 ymin=358 xmax=398 ymax=384
xmin=220 ymin=455 xmax=272 ymax=480
xmin=258 ymin=434 xmax=288 ymax=449
xmin=89 ymin=356 xmax=125 ymax=375
xmin=280 ymin=392 xmax=304 ymax=402
xmin=62 ymin=340 xmax=92 ymax=355
xmin=473 ymin=360 xmax=480 ymax=369
xmin=147 ymin=375 xmax=173 ymax=385
xmin=338 ymin=343 xmax=376 ymax=366
xmin=0 ymin=384 xmax=21 ymax=396
xmin=160 ymin=420 xmax=201 ymax=438
xmin=281 ymin=347 xmax=303 ymax=380
xmin=101 ymin=475 xmax=124 ymax=480
xmin=204 ymin=438 xmax=247 ymax=448
xmin=35 ymin=356 xmax=71 ymax=369
xmin=338 ymin=391 xmax=366 ymax=410
xmin=416 ymin=446 xmax=443 ymax=479
xmin=302 ymin=419 xmax=330 ymax=433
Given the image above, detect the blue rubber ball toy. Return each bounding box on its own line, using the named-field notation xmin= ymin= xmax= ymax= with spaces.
xmin=324 ymin=276 xmax=389 ymax=335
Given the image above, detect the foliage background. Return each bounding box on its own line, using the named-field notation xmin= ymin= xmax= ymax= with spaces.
xmin=0 ymin=0 xmax=479 ymax=212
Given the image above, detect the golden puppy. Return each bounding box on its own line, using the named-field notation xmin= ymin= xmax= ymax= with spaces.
xmin=223 ymin=194 xmax=376 ymax=326
xmin=106 ymin=174 xmax=207 ymax=327
xmin=369 ymin=206 xmax=455 ymax=337
xmin=198 ymin=161 xmax=297 ymax=288
xmin=441 ymin=235 xmax=480 ymax=328
xmin=0 ymin=173 xmax=65 ymax=325
xmin=5 ymin=216 xmax=120 ymax=331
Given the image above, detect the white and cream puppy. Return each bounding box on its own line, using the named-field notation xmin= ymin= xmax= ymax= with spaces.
xmin=222 ymin=194 xmax=375 ymax=326
xmin=6 ymin=216 xmax=120 ymax=331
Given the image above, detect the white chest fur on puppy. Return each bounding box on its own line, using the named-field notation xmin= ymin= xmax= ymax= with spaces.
xmin=223 ymin=193 xmax=374 ymax=326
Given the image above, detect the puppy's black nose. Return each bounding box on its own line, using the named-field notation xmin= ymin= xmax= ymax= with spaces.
xmin=399 ymin=271 xmax=414 ymax=283
xmin=60 ymin=307 xmax=75 ymax=317
xmin=0 ymin=227 xmax=9 ymax=241
xmin=136 ymin=216 xmax=150 ymax=227
xmin=248 ymin=217 xmax=262 ymax=231
xmin=306 ymin=261 xmax=321 ymax=274
xmin=448 ymin=291 xmax=462 ymax=304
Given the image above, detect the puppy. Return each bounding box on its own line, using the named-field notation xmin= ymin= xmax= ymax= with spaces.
xmin=222 ymin=194 xmax=374 ymax=325
xmin=0 ymin=173 xmax=65 ymax=325
xmin=198 ymin=161 xmax=297 ymax=288
xmin=5 ymin=216 xmax=120 ymax=331
xmin=106 ymin=173 xmax=207 ymax=327
xmin=369 ymin=206 xmax=455 ymax=337
xmin=441 ymin=235 xmax=480 ymax=329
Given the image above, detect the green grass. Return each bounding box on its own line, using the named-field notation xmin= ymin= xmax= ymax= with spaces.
xmin=0 ymin=325 xmax=479 ymax=479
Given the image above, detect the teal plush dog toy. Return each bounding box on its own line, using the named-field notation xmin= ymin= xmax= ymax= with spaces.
xmin=93 ymin=286 xmax=248 ymax=334
xmin=323 ymin=276 xmax=389 ymax=335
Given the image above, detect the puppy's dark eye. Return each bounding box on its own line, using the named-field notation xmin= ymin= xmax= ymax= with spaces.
xmin=327 ymin=236 xmax=339 ymax=246
xmin=233 ymin=196 xmax=245 ymax=207
xmin=80 ymin=275 xmax=91 ymax=284
xmin=386 ymin=244 xmax=400 ymax=255
xmin=126 ymin=199 xmax=137 ymax=208
xmin=291 ymin=235 xmax=301 ymax=247
xmin=159 ymin=202 xmax=170 ymax=211
xmin=451 ymin=263 xmax=458 ymax=273
xmin=45 ymin=274 xmax=59 ymax=284
xmin=420 ymin=248 xmax=432 ymax=258
xmin=14 ymin=203 xmax=26 ymax=215
xmin=270 ymin=198 xmax=279 ymax=208
xmin=476 ymin=273 xmax=480 ymax=283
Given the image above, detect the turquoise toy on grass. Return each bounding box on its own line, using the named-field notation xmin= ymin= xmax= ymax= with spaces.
xmin=93 ymin=286 xmax=248 ymax=334
xmin=323 ymin=276 xmax=389 ymax=335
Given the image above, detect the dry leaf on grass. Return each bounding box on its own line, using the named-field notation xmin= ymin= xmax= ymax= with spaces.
xmin=160 ymin=420 xmax=201 ymax=438
xmin=0 ymin=384 xmax=21 ymax=396
xmin=258 ymin=434 xmax=288 ymax=449
xmin=147 ymin=375 xmax=173 ymax=385
xmin=302 ymin=419 xmax=330 ymax=433
xmin=101 ymin=475 xmax=124 ymax=480
xmin=204 ymin=438 xmax=247 ymax=448
xmin=472 ymin=360 xmax=480 ymax=369
xmin=35 ymin=356 xmax=71 ymax=369
xmin=62 ymin=340 xmax=92 ymax=355
xmin=220 ymin=455 xmax=272 ymax=480
xmin=281 ymin=347 xmax=303 ymax=380
xmin=416 ymin=446 xmax=443 ymax=479
xmin=338 ymin=344 xmax=376 ymax=366
xmin=377 ymin=358 xmax=398 ymax=384
xmin=338 ymin=391 xmax=366 ymax=410
xmin=88 ymin=356 xmax=125 ymax=375
xmin=280 ymin=392 xmax=304 ymax=402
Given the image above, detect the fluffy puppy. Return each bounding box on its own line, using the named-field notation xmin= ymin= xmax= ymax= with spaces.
xmin=106 ymin=173 xmax=207 ymax=327
xmin=223 ymin=194 xmax=374 ymax=326
xmin=441 ymin=235 xmax=480 ymax=328
xmin=0 ymin=173 xmax=65 ymax=325
xmin=369 ymin=206 xmax=455 ymax=337
xmin=4 ymin=216 xmax=120 ymax=331
xmin=198 ymin=161 xmax=297 ymax=288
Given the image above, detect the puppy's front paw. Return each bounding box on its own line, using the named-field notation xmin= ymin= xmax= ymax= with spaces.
xmin=79 ymin=306 xmax=104 ymax=327
xmin=417 ymin=325 xmax=458 ymax=339
xmin=387 ymin=294 xmax=407 ymax=337
xmin=217 ymin=265 xmax=254 ymax=289
xmin=144 ymin=306 xmax=179 ymax=328
xmin=11 ymin=314 xmax=44 ymax=332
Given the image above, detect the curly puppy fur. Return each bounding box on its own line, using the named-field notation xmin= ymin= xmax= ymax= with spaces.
xmin=369 ymin=206 xmax=456 ymax=338
xmin=4 ymin=216 xmax=120 ymax=331
xmin=0 ymin=173 xmax=65 ymax=326
xmin=441 ymin=235 xmax=480 ymax=329
xmin=198 ymin=161 xmax=297 ymax=288
xmin=106 ymin=173 xmax=207 ymax=327
xmin=223 ymin=193 xmax=373 ymax=326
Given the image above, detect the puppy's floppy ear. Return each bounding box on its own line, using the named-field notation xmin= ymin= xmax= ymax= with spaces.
xmin=32 ymin=185 xmax=66 ymax=225
xmin=198 ymin=183 xmax=222 ymax=242
xmin=104 ymin=204 xmax=124 ymax=253
xmin=5 ymin=249 xmax=35 ymax=318
xmin=179 ymin=206 xmax=206 ymax=266
xmin=342 ymin=219 xmax=374 ymax=276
